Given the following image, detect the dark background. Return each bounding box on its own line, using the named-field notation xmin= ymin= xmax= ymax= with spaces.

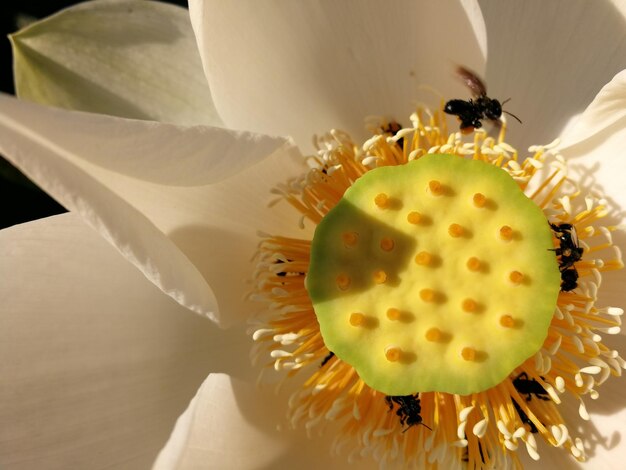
xmin=0 ymin=0 xmax=186 ymax=229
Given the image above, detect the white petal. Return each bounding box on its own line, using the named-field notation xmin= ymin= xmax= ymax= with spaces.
xmin=0 ymin=94 xmax=306 ymax=327
xmin=478 ymin=1 xmax=626 ymax=149
xmin=0 ymin=213 xmax=250 ymax=469
xmin=559 ymin=69 xmax=626 ymax=150
xmin=11 ymin=0 xmax=220 ymax=126
xmin=154 ymin=374 xmax=379 ymax=469
xmin=190 ymin=0 xmax=486 ymax=148
xmin=555 ymin=77 xmax=626 ymax=216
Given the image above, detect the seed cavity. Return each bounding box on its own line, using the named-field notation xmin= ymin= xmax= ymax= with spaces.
xmin=419 ymin=288 xmax=436 ymax=302
xmin=429 ymin=180 xmax=443 ymax=195
xmin=462 ymin=347 xmax=477 ymax=361
xmin=336 ymin=273 xmax=351 ymax=290
xmin=407 ymin=211 xmax=422 ymax=224
xmin=473 ymin=193 xmax=487 ymax=208
xmin=467 ymin=257 xmax=481 ymax=272
xmin=342 ymin=231 xmax=358 ymax=247
xmin=462 ymin=298 xmax=478 ymax=313
xmin=415 ymin=251 xmax=433 ymax=266
xmin=380 ymin=237 xmax=395 ymax=252
xmin=375 ymin=193 xmax=390 ymax=209
xmin=373 ymin=270 xmax=388 ymax=284
xmin=448 ymin=223 xmax=464 ymax=238
xmin=426 ymin=327 xmax=442 ymax=342
xmin=386 ymin=308 xmax=401 ymax=321
xmin=509 ymin=271 xmax=524 ymax=284
xmin=350 ymin=312 xmax=366 ymax=327
xmin=500 ymin=225 xmax=513 ymax=241
xmin=385 ymin=346 xmax=402 ymax=362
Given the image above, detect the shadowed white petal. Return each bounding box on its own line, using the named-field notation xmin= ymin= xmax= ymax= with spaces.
xmin=559 ymin=69 xmax=626 ymax=150
xmin=555 ymin=75 xmax=626 ymax=218
xmin=0 ymin=94 xmax=306 ymax=327
xmin=154 ymin=374 xmax=378 ymax=469
xmin=0 ymin=213 xmax=253 ymax=469
xmin=478 ymin=0 xmax=626 ymax=149
xmin=190 ymin=0 xmax=486 ymax=148
xmin=11 ymin=0 xmax=220 ymax=126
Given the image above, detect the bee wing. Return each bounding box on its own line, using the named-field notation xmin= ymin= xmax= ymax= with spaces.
xmin=456 ymin=65 xmax=487 ymax=97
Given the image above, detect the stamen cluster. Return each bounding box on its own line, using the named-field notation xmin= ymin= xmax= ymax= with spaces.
xmin=250 ymin=109 xmax=624 ymax=469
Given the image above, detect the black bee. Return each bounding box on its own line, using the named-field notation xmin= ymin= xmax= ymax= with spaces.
xmin=385 ymin=394 xmax=432 ymax=431
xmin=380 ymin=120 xmax=404 ymax=149
xmin=512 ymin=372 xmax=550 ymax=402
xmin=381 ymin=120 xmax=402 ymax=136
xmin=511 ymin=399 xmax=539 ymax=434
xmin=274 ymin=259 xmax=305 ymax=278
xmin=444 ymin=66 xmax=521 ymax=133
xmin=550 ymin=223 xmax=584 ymax=292
xmin=320 ymin=351 xmax=335 ymax=367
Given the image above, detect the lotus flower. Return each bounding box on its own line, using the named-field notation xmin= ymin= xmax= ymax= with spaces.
xmin=2 ymin=1 xmax=626 ymax=468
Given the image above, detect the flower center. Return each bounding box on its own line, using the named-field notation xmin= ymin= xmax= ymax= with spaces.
xmin=306 ymin=153 xmax=561 ymax=395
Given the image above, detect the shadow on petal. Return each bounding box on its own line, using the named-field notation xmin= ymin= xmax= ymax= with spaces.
xmin=480 ymin=0 xmax=626 ymax=150
xmin=169 ymin=224 xmax=259 ymax=329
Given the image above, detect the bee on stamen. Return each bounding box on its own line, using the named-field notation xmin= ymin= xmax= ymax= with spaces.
xmin=385 ymin=394 xmax=432 ymax=432
xmin=511 ymin=399 xmax=539 ymax=434
xmin=444 ymin=65 xmax=522 ymax=133
xmin=550 ymin=222 xmax=584 ymax=292
xmin=512 ymin=372 xmax=550 ymax=402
